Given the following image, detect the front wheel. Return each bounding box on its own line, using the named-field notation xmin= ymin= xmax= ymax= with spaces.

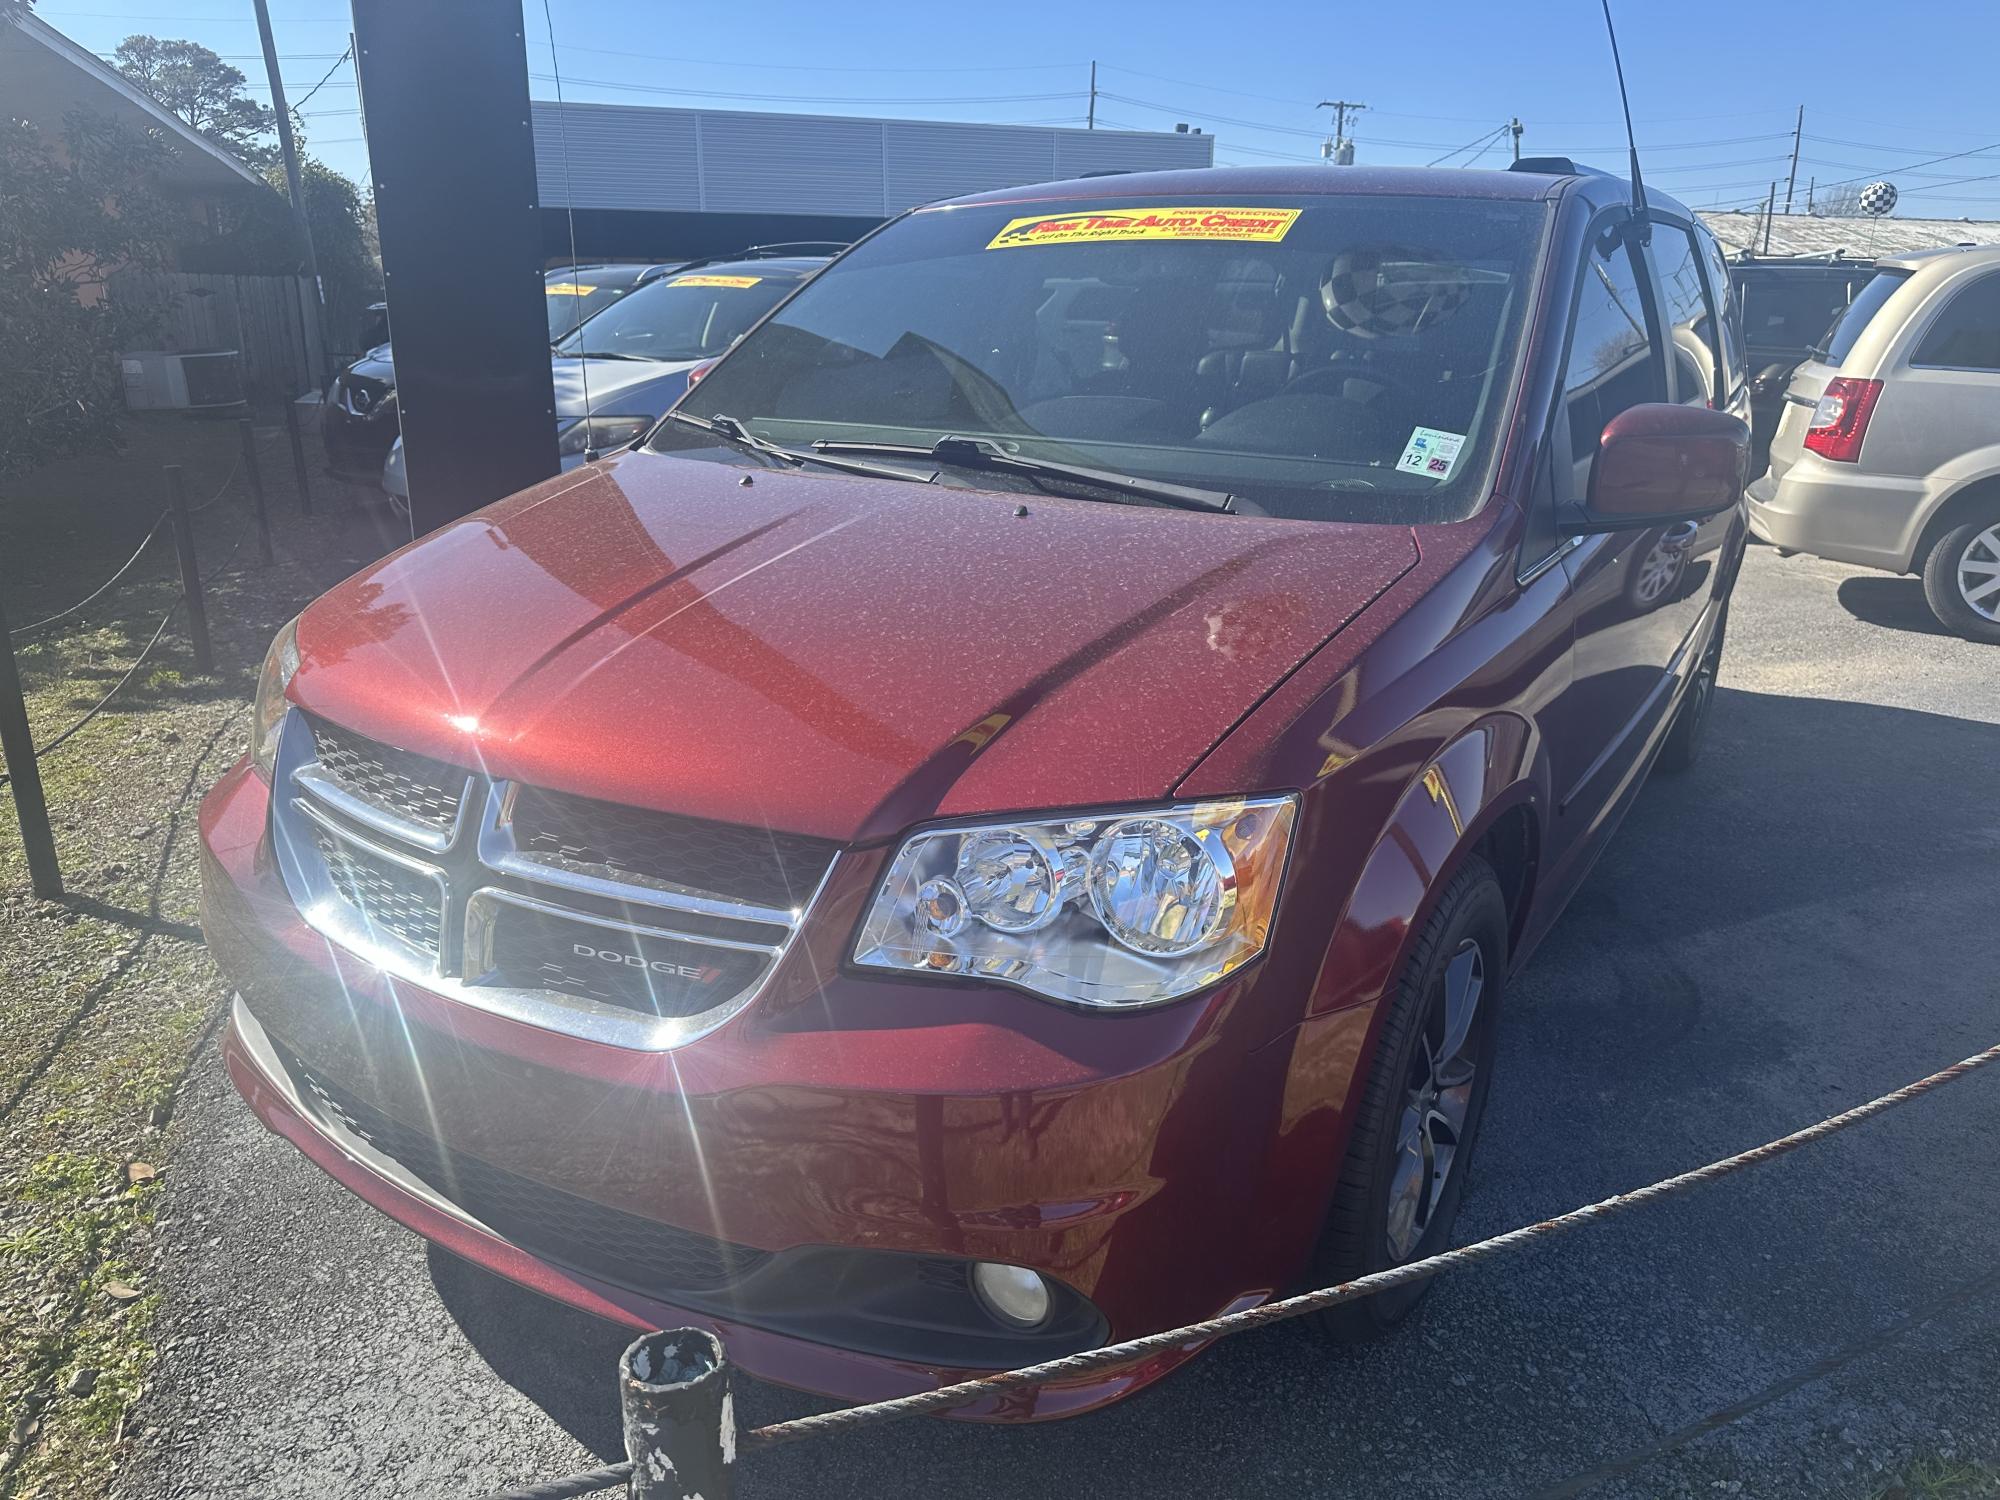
xmin=1921 ymin=517 xmax=2000 ymax=644
xmin=1306 ymin=855 xmax=1507 ymax=1342
xmin=1656 ymin=604 xmax=1727 ymax=774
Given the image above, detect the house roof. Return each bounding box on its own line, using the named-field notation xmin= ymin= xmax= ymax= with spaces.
xmin=2 ymin=8 xmax=267 ymax=193
xmin=1699 ymin=210 xmax=2000 ymax=260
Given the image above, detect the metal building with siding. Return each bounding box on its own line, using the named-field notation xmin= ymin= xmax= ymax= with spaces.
xmin=530 ymin=100 xmax=1216 ymax=262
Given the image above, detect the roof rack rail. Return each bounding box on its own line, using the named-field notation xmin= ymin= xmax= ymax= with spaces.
xmin=1507 ymin=156 xmax=1614 ymax=178
xmin=734 ymin=241 xmax=851 ymax=258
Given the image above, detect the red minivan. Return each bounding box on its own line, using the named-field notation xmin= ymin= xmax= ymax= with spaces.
xmin=200 ymin=162 xmax=1749 ymax=1419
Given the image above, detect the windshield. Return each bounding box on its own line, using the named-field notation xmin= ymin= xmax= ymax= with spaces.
xmin=1819 ymin=268 xmax=1912 ymax=366
xmin=654 ymin=196 xmax=1546 ymax=522
xmin=545 ymin=273 xmax=646 ymax=341
xmin=555 ymin=271 xmax=798 ymax=362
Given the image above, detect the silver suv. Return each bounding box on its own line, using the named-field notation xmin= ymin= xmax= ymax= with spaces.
xmin=1748 ymin=244 xmax=2000 ymax=642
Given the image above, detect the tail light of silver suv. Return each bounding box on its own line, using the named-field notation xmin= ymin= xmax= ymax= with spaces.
xmin=1802 ymin=377 xmax=1884 ymax=463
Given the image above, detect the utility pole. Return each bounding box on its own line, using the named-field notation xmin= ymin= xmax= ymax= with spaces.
xmin=1807 ymin=176 xmax=1816 ymax=215
xmin=252 ymin=0 xmax=326 ymax=384
xmin=1087 ymin=61 xmax=1096 ymax=130
xmin=1318 ymin=99 xmax=1366 ymax=164
xmin=1509 ymin=117 xmax=1524 ymax=162
xmin=1762 ymin=181 xmax=1777 ymax=253
xmin=1784 ymin=104 xmax=1803 ymax=215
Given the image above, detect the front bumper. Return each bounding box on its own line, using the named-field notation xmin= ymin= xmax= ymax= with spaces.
xmin=322 ymin=404 xmax=398 ymax=482
xmin=199 ymin=758 xmax=1335 ymax=1418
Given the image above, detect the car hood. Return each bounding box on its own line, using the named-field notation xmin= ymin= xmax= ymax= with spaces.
xmin=550 ymin=356 xmax=701 ymax=423
xmin=287 ymin=452 xmax=1418 ymax=841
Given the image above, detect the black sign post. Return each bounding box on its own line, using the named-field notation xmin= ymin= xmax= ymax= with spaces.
xmin=0 ymin=596 xmax=62 ymax=898
xmin=349 ymin=0 xmax=559 ymax=538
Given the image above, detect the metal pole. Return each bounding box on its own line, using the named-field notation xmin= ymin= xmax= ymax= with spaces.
xmin=252 ymin=0 xmax=326 ymax=371
xmin=620 ymin=1330 xmax=733 ymax=1500
xmin=240 ymin=419 xmax=274 ymax=566
xmin=283 ymin=396 xmax=313 ymax=516
xmin=0 ymin=594 xmax=62 ymax=898
xmin=164 ymin=467 xmax=214 ymax=675
xmin=1784 ymin=104 xmax=1803 ymax=215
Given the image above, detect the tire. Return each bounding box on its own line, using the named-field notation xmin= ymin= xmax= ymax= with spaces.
xmin=1306 ymin=854 xmax=1508 ymax=1342
xmin=1921 ymin=516 xmax=2000 ymax=645
xmin=1656 ymin=604 xmax=1727 ymax=774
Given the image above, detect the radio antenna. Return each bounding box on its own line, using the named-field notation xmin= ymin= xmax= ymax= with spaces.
xmin=1598 ymin=0 xmax=1649 ymax=239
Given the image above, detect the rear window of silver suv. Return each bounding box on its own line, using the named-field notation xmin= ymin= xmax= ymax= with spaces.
xmin=1820 ymin=268 xmax=1912 ymax=366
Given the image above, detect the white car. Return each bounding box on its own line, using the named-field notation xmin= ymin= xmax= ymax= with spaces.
xmin=1748 ymin=244 xmax=2000 ymax=641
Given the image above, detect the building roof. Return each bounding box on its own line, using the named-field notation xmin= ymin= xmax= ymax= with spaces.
xmin=1700 ymin=210 xmax=2000 ymax=260
xmin=531 ymin=101 xmax=1214 ymax=218
xmin=2 ymin=9 xmax=266 ymax=193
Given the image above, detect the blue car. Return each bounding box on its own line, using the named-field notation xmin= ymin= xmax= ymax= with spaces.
xmin=380 ymin=248 xmax=835 ymax=508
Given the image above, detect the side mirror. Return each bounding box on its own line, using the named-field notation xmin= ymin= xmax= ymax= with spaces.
xmin=1581 ymin=403 xmax=1749 ymax=532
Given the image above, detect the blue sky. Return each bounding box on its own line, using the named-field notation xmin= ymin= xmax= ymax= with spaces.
xmin=35 ymin=0 xmax=2000 ymax=218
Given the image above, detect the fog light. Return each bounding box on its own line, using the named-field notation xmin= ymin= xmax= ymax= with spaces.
xmin=970 ymin=1261 xmax=1052 ymax=1329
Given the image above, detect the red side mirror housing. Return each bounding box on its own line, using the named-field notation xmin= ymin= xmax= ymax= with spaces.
xmin=1583 ymin=403 xmax=1750 ymax=530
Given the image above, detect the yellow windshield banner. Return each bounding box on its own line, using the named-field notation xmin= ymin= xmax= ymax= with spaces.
xmin=986 ymin=206 xmax=1302 ymax=249
xmin=544 ymin=283 xmax=597 ymax=295
xmin=671 ymin=274 xmax=764 ymax=288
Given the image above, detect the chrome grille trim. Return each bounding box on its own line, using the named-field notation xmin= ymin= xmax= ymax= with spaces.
xmin=269 ymin=709 xmax=837 ymax=1050
xmin=478 ymin=782 xmax=802 ymax=931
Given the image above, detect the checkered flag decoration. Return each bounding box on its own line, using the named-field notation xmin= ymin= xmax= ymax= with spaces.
xmin=1321 ymin=248 xmax=1472 ymax=338
xmin=1858 ymin=180 xmax=1898 ymax=218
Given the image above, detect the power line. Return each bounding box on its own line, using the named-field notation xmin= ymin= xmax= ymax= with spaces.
xmin=1428 ymin=124 xmax=1509 ymax=167
xmin=553 ymin=43 xmax=1081 ymax=75
xmin=289 ymin=43 xmax=350 ymax=113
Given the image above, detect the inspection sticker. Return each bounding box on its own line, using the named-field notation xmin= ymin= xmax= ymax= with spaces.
xmin=986 ymin=206 xmax=1302 ymax=250
xmin=1395 ymin=426 xmax=1468 ymax=480
xmin=670 ymin=274 xmax=764 ymax=288
xmin=544 ymin=283 xmax=596 ymax=295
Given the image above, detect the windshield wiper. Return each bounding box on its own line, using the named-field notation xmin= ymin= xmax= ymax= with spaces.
xmin=566 ymin=350 xmax=657 ymax=362
xmin=663 ymin=412 xmax=937 ymax=485
xmin=811 ymin=435 xmax=1235 ymax=514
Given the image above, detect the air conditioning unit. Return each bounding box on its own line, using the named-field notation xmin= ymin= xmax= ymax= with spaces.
xmin=119 ymin=350 xmax=246 ymax=412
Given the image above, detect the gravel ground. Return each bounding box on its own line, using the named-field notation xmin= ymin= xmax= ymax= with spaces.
xmin=110 ymin=542 xmax=2000 ymax=1500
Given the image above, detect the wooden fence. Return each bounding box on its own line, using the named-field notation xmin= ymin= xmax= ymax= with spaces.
xmin=107 ymin=270 xmax=319 ymax=397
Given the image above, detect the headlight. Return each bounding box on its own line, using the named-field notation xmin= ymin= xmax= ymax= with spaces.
xmin=556 ymin=414 xmax=652 ymax=457
xmin=249 ymin=616 xmax=300 ymax=780
xmin=852 ymin=795 xmax=1297 ymax=1009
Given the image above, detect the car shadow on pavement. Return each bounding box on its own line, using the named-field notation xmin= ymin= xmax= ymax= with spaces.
xmin=1834 ymin=575 xmax=1951 ymax=636
xmin=426 ymin=685 xmax=2000 ymax=1500
xmin=428 ymin=1247 xmax=632 ymax=1459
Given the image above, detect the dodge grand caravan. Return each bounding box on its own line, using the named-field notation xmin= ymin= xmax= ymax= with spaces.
xmin=200 ymin=163 xmax=1749 ymax=1419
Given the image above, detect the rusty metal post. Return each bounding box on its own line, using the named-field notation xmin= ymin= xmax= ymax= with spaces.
xmin=620 ymin=1330 xmax=734 ymax=1500
xmin=163 ymin=467 xmax=213 ymax=675
xmin=0 ymin=592 xmax=62 ymax=897
xmin=239 ymin=418 xmax=274 ymax=565
xmin=283 ymin=395 xmax=314 ymax=516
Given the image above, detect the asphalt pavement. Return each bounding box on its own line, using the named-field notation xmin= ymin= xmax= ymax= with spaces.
xmin=121 ymin=543 xmax=2000 ymax=1500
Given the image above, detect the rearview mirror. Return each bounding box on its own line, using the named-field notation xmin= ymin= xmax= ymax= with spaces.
xmin=1582 ymin=403 xmax=1749 ymax=531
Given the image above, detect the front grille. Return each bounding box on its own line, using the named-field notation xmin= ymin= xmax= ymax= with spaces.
xmin=289 ymin=1056 xmax=771 ymax=1294
xmin=510 ymin=783 xmax=837 ymax=910
xmin=274 ymin=709 xmax=833 ymax=1047
xmin=309 ymin=823 xmax=443 ymax=960
xmin=307 ymin=715 xmax=468 ymax=835
xmin=484 ymin=903 xmax=767 ymax=1019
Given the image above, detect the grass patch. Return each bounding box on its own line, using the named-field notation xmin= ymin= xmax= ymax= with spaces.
xmin=1875 ymin=1457 xmax=2000 ymax=1499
